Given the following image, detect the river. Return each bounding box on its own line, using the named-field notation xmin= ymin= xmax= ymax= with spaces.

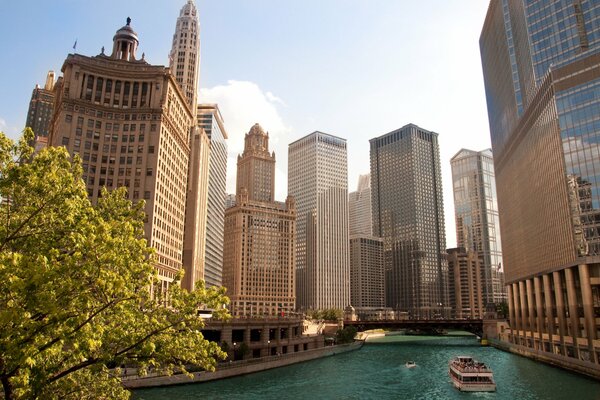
xmin=134 ymin=333 xmax=600 ymax=399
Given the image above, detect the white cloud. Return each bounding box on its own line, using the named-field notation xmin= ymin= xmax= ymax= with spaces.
xmin=0 ymin=117 xmax=7 ymax=132
xmin=200 ymin=80 xmax=292 ymax=201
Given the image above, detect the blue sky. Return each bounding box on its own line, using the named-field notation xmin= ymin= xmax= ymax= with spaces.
xmin=0 ymin=0 xmax=493 ymax=247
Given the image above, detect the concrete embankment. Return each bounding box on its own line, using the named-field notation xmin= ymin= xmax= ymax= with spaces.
xmin=490 ymin=339 xmax=600 ymax=380
xmin=124 ymin=341 xmax=364 ymax=389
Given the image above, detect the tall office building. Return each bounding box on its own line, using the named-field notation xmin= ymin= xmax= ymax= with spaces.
xmin=26 ymin=71 xmax=56 ymax=138
xmin=348 ymin=174 xmax=383 ymax=308
xmin=48 ymin=19 xmax=195 ymax=292
xmin=481 ymin=0 xmax=600 ymax=366
xmin=450 ymin=148 xmax=505 ymax=305
xmin=168 ymin=0 xmax=210 ymax=291
xmin=348 ymin=174 xmax=373 ymax=236
xmin=447 ymin=248 xmax=484 ymax=319
xmin=182 ymin=127 xmax=210 ymax=291
xmin=350 ymin=236 xmax=384 ymax=308
xmin=225 ymin=193 xmax=236 ymax=209
xmin=198 ymin=104 xmax=228 ymax=287
xmin=223 ymin=124 xmax=296 ymax=317
xmin=288 ymin=131 xmax=350 ymax=310
xmin=169 ymin=0 xmax=200 ymax=114
xmin=370 ymin=124 xmax=449 ymax=318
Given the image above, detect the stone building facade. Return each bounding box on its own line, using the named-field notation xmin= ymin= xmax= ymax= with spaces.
xmin=223 ymin=124 xmax=296 ymax=317
xmin=49 ymin=19 xmax=195 ymax=293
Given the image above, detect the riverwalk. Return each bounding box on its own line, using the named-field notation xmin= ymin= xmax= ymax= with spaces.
xmin=124 ymin=341 xmax=363 ymax=389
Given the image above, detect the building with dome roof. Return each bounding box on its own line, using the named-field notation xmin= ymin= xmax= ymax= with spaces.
xmin=48 ymin=17 xmax=196 ymax=295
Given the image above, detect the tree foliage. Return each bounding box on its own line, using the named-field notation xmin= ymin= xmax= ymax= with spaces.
xmin=0 ymin=129 xmax=230 ymax=399
xmin=335 ymin=327 xmax=357 ymax=344
xmin=308 ymin=308 xmax=343 ymax=321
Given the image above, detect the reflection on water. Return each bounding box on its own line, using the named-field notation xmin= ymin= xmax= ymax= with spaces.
xmin=135 ymin=334 xmax=600 ymax=400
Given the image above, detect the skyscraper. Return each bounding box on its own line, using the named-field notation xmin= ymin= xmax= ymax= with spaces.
xmin=182 ymin=126 xmax=210 ymax=291
xmin=223 ymin=124 xmax=296 ymax=317
xmin=447 ymin=247 xmax=484 ymax=319
xmin=348 ymin=174 xmax=373 ymax=237
xmin=348 ymin=174 xmax=384 ymax=309
xmin=26 ymin=71 xmax=55 ymax=138
xmin=350 ymin=236 xmax=384 ymax=308
xmin=481 ymin=0 xmax=600 ymax=366
xmin=370 ymin=124 xmax=449 ymax=318
xmin=288 ymin=131 xmax=350 ymax=310
xmin=198 ymin=104 xmax=228 ymax=287
xmin=48 ymin=18 xmax=195 ymax=293
xmin=450 ymin=148 xmax=505 ymax=305
xmin=169 ymin=0 xmax=200 ymax=114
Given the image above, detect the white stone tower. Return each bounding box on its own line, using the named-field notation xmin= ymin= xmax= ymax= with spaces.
xmin=169 ymin=0 xmax=200 ymax=115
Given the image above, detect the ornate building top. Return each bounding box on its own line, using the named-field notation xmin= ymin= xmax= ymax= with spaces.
xmin=110 ymin=17 xmax=139 ymax=61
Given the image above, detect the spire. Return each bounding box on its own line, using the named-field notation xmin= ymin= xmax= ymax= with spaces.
xmin=44 ymin=71 xmax=55 ymax=91
xmin=169 ymin=0 xmax=200 ymax=114
xmin=110 ymin=17 xmax=139 ymax=61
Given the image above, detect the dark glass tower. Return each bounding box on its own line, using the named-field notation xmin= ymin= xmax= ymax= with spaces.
xmin=26 ymin=71 xmax=55 ymax=138
xmin=370 ymin=123 xmax=449 ymax=319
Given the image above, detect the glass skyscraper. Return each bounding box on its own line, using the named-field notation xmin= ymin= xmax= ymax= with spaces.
xmin=370 ymin=124 xmax=449 ymax=319
xmin=481 ymin=0 xmax=600 ymax=369
xmin=450 ymin=148 xmax=506 ymax=305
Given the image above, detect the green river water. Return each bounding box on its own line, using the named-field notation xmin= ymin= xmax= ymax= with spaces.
xmin=135 ymin=334 xmax=600 ymax=399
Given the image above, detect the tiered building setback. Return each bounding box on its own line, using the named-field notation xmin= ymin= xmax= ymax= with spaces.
xmin=169 ymin=0 xmax=200 ymax=114
xmin=26 ymin=71 xmax=56 ymax=139
xmin=223 ymin=124 xmax=296 ymax=317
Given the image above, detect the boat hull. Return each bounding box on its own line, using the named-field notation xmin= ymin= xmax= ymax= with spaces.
xmin=450 ymin=374 xmax=496 ymax=392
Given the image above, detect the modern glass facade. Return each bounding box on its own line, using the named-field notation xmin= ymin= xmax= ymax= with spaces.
xmin=451 ymin=149 xmax=506 ymax=305
xmin=198 ymin=104 xmax=228 ymax=287
xmin=370 ymin=124 xmax=449 ymax=319
xmin=481 ymin=0 xmax=600 ymax=368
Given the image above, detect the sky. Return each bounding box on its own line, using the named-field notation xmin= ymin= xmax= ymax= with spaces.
xmin=0 ymin=0 xmax=494 ymax=248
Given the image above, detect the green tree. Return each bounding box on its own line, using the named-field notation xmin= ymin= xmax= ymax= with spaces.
xmin=335 ymin=326 xmax=357 ymax=344
xmin=0 ymin=129 xmax=230 ymax=399
xmin=496 ymin=302 xmax=509 ymax=318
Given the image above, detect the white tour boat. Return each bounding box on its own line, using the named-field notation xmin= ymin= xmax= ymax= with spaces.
xmin=448 ymin=356 xmax=496 ymax=392
xmin=405 ymin=361 xmax=416 ymax=368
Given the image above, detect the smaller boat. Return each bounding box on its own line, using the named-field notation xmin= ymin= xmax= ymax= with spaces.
xmin=448 ymin=356 xmax=495 ymax=392
xmin=405 ymin=361 xmax=416 ymax=368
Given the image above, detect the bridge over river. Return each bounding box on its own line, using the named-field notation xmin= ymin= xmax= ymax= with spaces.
xmin=343 ymin=319 xmax=486 ymax=337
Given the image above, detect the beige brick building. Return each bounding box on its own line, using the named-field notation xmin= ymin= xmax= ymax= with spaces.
xmin=447 ymin=248 xmax=484 ymax=319
xmin=223 ymin=124 xmax=296 ymax=317
xmin=49 ymin=19 xmax=195 ymax=294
